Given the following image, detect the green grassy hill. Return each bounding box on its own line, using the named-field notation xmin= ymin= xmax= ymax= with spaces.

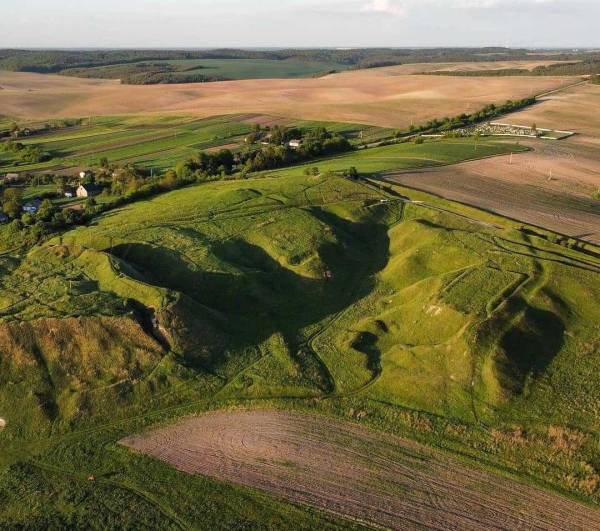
xmin=0 ymin=158 xmax=599 ymax=526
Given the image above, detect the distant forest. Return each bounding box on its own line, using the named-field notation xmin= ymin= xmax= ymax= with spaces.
xmin=1 ymin=48 xmax=599 ymax=84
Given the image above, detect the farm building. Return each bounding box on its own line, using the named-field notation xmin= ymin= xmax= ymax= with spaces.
xmin=76 ymin=183 xmax=102 ymax=198
xmin=288 ymin=139 xmax=302 ymax=148
xmin=22 ymin=199 xmax=41 ymax=214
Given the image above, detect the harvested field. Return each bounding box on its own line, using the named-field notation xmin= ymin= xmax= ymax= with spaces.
xmin=385 ymin=139 xmax=600 ymax=243
xmin=0 ymin=69 xmax=572 ymax=128
xmin=121 ymin=410 xmax=600 ymax=530
xmin=505 ymin=82 xmax=600 ymax=144
xmin=360 ymin=60 xmax=575 ymax=75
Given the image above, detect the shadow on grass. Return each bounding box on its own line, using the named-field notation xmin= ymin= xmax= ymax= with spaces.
xmin=109 ymin=207 xmax=391 ymax=390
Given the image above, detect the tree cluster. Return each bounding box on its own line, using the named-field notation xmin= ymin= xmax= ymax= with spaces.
xmin=242 ymin=126 xmax=352 ymax=173
xmin=0 ymin=140 xmax=50 ymax=164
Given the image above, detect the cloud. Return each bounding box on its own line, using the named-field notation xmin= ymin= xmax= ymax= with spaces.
xmin=359 ymin=0 xmax=561 ymax=17
xmin=361 ymin=0 xmax=407 ymax=16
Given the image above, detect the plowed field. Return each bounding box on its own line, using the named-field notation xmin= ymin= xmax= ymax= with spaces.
xmin=121 ymin=410 xmax=600 ymax=530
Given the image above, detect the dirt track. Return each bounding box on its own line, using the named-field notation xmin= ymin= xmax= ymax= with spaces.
xmin=0 ymin=69 xmax=571 ymax=128
xmin=121 ymin=410 xmax=600 ymax=530
xmin=386 ymin=139 xmax=600 ymax=244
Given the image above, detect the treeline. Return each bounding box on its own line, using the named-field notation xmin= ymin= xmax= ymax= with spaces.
xmin=2 ymin=48 xmax=597 ymax=76
xmin=0 ymin=140 xmax=50 ymax=164
xmin=409 ymin=97 xmax=536 ymax=134
xmin=62 ymin=61 xmax=229 ymax=85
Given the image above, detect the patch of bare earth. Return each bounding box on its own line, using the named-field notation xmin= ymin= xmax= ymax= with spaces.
xmin=386 ymin=138 xmax=600 ymax=243
xmin=120 ymin=410 xmax=600 ymax=530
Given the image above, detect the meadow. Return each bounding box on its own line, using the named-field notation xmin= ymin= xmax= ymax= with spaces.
xmin=1 ymin=159 xmax=599 ymax=526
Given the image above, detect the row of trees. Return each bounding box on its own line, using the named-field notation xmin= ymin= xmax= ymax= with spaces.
xmin=409 ymin=97 xmax=537 ymax=134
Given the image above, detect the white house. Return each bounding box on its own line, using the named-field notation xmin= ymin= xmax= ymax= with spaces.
xmin=288 ymin=139 xmax=302 ymax=149
xmin=76 ymin=183 xmax=102 ymax=198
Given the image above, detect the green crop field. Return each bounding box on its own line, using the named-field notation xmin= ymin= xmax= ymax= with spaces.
xmin=1 ymin=152 xmax=599 ymax=527
xmin=1 ymin=114 xmax=396 ymax=175
xmin=62 ymin=58 xmax=349 ymax=83
xmin=263 ymin=137 xmax=525 ymax=177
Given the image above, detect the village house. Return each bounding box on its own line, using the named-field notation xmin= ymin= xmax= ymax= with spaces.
xmin=76 ymin=183 xmax=102 ymax=198
xmin=22 ymin=199 xmax=42 ymax=214
xmin=260 ymin=133 xmax=273 ymax=145
xmin=1 ymin=173 xmax=20 ymax=185
xmin=288 ymin=139 xmax=302 ymax=149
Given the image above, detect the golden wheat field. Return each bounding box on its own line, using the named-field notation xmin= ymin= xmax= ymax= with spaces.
xmin=0 ymin=67 xmax=572 ymax=128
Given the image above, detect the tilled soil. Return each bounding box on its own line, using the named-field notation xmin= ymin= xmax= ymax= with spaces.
xmin=386 ymin=139 xmax=600 ymax=244
xmin=121 ymin=410 xmax=600 ymax=530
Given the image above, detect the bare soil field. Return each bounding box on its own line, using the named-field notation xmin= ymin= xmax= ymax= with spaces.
xmin=386 ymin=139 xmax=600 ymax=243
xmin=362 ymin=60 xmax=575 ymax=75
xmin=505 ymin=83 xmax=600 ymax=144
xmin=121 ymin=410 xmax=600 ymax=530
xmin=0 ymin=69 xmax=572 ymax=128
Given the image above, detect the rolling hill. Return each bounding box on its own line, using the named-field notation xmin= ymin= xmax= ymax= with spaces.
xmin=1 ymin=161 xmax=599 ymax=526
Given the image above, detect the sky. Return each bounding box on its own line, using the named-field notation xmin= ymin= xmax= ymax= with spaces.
xmin=0 ymin=0 xmax=598 ymax=49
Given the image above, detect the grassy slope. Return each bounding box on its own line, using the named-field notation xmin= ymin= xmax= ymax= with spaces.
xmin=0 ymin=146 xmax=599 ymax=526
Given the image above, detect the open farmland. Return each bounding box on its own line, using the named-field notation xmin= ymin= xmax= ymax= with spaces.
xmin=382 ymin=80 xmax=600 ymax=244
xmin=386 ymin=138 xmax=600 ymax=244
xmin=0 ymin=69 xmax=573 ymax=127
xmin=122 ymin=410 xmax=600 ymax=530
xmin=353 ymin=60 xmax=577 ymax=75
xmin=0 ymin=114 xmax=393 ymax=174
xmin=504 ymin=82 xmax=600 ymax=145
